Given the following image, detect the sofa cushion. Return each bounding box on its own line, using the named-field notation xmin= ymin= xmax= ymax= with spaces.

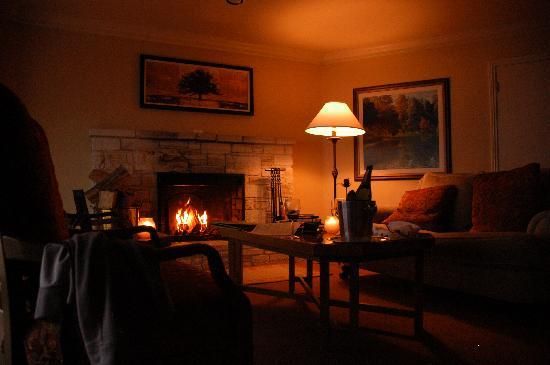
xmin=383 ymin=185 xmax=458 ymax=231
xmin=422 ymin=231 xmax=550 ymax=271
xmin=364 ymin=230 xmax=550 ymax=303
xmin=419 ymin=172 xmax=475 ymax=231
xmin=471 ymin=163 xmax=542 ymax=232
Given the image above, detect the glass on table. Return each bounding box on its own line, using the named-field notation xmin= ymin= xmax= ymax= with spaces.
xmin=284 ymin=199 xmax=301 ymax=217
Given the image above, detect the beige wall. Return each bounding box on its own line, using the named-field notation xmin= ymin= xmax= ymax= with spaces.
xmin=1 ymin=22 xmax=325 ymax=213
xmin=2 ymin=21 xmax=548 ymax=215
xmin=320 ymin=31 xmax=550 ymax=208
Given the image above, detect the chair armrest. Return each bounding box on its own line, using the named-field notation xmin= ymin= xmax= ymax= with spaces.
xmin=105 ymin=229 xmax=233 ymax=287
xmin=66 ymin=211 xmax=125 ymax=233
xmin=65 ymin=211 xmax=112 ymax=218
xmin=104 ymin=226 xmax=162 ymax=245
xmin=156 ymin=243 xmax=232 ymax=289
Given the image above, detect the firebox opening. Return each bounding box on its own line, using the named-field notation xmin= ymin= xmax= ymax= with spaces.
xmin=157 ymin=172 xmax=245 ymax=235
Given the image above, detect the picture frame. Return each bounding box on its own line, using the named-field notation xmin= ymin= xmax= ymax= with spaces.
xmin=140 ymin=54 xmax=254 ymax=115
xmin=353 ymin=78 xmax=451 ymax=180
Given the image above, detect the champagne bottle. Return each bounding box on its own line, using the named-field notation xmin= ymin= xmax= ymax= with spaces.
xmin=356 ymin=165 xmax=373 ymax=201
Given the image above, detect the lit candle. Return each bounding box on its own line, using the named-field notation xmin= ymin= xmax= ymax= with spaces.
xmin=137 ymin=217 xmax=156 ymax=240
xmin=324 ymin=215 xmax=340 ymax=235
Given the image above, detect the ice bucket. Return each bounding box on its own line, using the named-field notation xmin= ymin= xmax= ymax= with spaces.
xmin=337 ymin=200 xmax=377 ymax=241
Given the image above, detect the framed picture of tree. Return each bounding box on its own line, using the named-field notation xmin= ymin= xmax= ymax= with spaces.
xmin=353 ymin=78 xmax=451 ymax=180
xmin=140 ymin=55 xmax=253 ymax=115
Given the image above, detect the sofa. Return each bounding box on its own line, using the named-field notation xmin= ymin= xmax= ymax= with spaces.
xmin=363 ymin=164 xmax=550 ymax=304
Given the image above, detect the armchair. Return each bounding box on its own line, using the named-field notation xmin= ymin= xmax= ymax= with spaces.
xmin=0 ymin=83 xmax=253 ymax=364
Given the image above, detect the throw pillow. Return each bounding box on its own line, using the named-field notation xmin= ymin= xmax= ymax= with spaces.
xmin=419 ymin=172 xmax=475 ymax=231
xmin=383 ymin=185 xmax=458 ymax=232
xmin=527 ymin=210 xmax=550 ymax=235
xmin=471 ymin=163 xmax=541 ymax=232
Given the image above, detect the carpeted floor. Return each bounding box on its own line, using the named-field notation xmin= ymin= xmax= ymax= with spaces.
xmin=244 ymin=263 xmax=550 ymax=365
xmin=243 ymin=262 xmax=320 ymax=285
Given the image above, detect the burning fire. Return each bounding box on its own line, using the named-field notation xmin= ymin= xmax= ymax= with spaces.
xmin=175 ymin=198 xmax=208 ymax=234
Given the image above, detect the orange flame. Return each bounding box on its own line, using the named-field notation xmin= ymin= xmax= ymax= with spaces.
xmin=198 ymin=210 xmax=208 ymax=233
xmin=175 ymin=199 xmax=208 ymax=234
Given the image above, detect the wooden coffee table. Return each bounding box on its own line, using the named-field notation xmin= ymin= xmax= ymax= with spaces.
xmin=214 ymin=224 xmax=434 ymax=342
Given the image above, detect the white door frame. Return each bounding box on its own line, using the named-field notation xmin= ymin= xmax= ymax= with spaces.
xmin=489 ymin=54 xmax=550 ymax=171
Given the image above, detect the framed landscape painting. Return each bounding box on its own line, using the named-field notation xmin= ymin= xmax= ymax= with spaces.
xmin=140 ymin=55 xmax=253 ymax=115
xmin=353 ymin=78 xmax=451 ymax=180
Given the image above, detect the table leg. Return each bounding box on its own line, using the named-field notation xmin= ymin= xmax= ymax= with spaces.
xmin=306 ymin=259 xmax=313 ymax=289
xmin=228 ymin=239 xmax=235 ymax=280
xmin=319 ymin=258 xmax=330 ymax=347
xmin=349 ymin=262 xmax=360 ymax=328
xmin=414 ymin=251 xmax=425 ymax=336
xmin=289 ymin=255 xmax=295 ymax=295
xmin=228 ymin=239 xmax=243 ymax=285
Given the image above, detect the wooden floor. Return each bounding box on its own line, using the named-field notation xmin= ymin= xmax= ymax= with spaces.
xmin=245 ymin=262 xmax=550 ymax=365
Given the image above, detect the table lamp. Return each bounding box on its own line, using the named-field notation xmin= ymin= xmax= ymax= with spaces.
xmin=305 ymin=102 xmax=365 ymax=201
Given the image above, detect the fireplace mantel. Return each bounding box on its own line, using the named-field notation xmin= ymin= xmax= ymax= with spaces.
xmin=89 ymin=128 xmax=295 ymax=224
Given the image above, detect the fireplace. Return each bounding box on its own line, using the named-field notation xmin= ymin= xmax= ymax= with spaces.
xmin=90 ymin=129 xmax=296 ymax=267
xmin=157 ymin=172 xmax=245 ymax=234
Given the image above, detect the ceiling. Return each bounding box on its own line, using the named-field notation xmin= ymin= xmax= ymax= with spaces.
xmin=3 ymin=0 xmax=549 ymax=63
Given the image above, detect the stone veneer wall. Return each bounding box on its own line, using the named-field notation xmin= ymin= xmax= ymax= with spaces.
xmin=89 ymin=128 xmax=295 ymax=267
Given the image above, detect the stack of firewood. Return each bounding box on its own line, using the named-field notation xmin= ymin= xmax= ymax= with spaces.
xmin=172 ymin=226 xmax=221 ymax=241
xmin=86 ymin=165 xmax=132 ymax=206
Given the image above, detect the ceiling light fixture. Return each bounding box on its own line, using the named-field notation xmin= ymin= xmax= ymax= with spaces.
xmin=226 ymin=0 xmax=244 ymax=5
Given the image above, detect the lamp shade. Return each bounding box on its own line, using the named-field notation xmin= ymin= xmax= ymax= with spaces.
xmin=305 ymin=102 xmax=365 ymax=137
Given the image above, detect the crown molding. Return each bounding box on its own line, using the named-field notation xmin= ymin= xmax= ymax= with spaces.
xmin=13 ymin=15 xmax=322 ymax=64
xmin=321 ymin=23 xmax=550 ymax=64
xmin=10 ymin=14 xmax=549 ymax=66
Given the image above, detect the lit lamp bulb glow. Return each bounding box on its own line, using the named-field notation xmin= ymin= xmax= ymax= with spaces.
xmin=137 ymin=217 xmax=156 ymax=240
xmin=324 ymin=215 xmax=340 ymax=235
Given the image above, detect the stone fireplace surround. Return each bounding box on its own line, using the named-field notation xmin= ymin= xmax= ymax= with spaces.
xmin=89 ymin=128 xmax=295 ymax=267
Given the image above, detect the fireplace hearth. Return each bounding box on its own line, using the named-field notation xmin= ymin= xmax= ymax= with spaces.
xmin=157 ymin=172 xmax=244 ymax=234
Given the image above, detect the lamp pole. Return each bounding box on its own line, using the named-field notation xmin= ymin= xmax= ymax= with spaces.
xmin=328 ymin=132 xmax=341 ymax=202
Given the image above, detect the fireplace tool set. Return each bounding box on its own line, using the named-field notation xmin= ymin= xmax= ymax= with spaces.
xmin=266 ymin=168 xmax=286 ymax=222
